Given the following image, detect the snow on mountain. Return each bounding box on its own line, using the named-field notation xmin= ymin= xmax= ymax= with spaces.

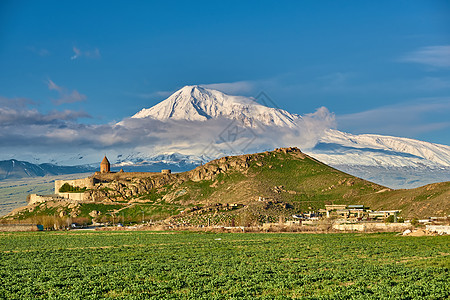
xmin=130 ymin=85 xmax=450 ymax=170
xmin=306 ymin=129 xmax=450 ymax=168
xmin=126 ymin=85 xmax=450 ymax=188
xmin=110 ymin=152 xmax=202 ymax=173
xmin=7 ymin=85 xmax=447 ymax=189
xmin=131 ymin=85 xmax=300 ymax=128
xmin=113 ymin=152 xmax=204 ymax=167
xmin=322 ymin=129 xmax=450 ymax=166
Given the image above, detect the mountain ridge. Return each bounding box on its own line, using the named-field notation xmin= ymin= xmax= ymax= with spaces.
xmin=0 ymin=159 xmax=95 ymax=180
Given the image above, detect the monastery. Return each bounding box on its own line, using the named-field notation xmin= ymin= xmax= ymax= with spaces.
xmin=27 ymin=156 xmax=171 ymax=205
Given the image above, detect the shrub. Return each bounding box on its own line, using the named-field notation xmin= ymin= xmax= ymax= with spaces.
xmin=385 ymin=215 xmax=395 ymax=223
xmin=59 ymin=183 xmax=86 ymax=193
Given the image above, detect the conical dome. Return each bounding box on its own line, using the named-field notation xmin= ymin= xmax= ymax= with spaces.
xmin=101 ymin=156 xmax=110 ymax=165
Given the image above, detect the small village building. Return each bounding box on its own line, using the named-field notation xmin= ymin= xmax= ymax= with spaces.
xmin=324 ymin=204 xmax=368 ymax=219
xmin=324 ymin=204 xmax=347 ymax=218
xmin=368 ymin=210 xmax=400 ymax=220
xmin=347 ymin=205 xmax=367 ymax=218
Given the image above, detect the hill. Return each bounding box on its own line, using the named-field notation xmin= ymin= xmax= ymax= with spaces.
xmin=2 ymin=148 xmax=449 ymax=226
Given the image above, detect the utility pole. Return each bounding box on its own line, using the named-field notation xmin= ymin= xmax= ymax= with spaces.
xmin=141 ymin=210 xmax=145 ymax=223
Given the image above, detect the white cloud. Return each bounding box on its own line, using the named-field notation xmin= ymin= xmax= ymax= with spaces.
xmin=70 ymin=46 xmax=100 ymax=60
xmin=70 ymin=46 xmax=81 ymax=60
xmin=401 ymin=45 xmax=450 ymax=68
xmin=55 ymin=90 xmax=87 ymax=105
xmin=0 ymin=93 xmax=337 ymax=163
xmin=47 ymin=79 xmax=87 ymax=105
xmin=0 ymin=96 xmax=35 ymax=109
xmin=85 ymin=48 xmax=100 ymax=59
xmin=47 ymin=79 xmax=63 ymax=92
xmin=0 ymin=95 xmax=90 ymax=130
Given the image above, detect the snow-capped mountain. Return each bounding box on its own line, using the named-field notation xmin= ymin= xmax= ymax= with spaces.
xmin=132 ymin=85 xmax=299 ymax=128
xmin=307 ymin=130 xmax=450 ymax=188
xmin=310 ymin=129 xmax=450 ymax=168
xmin=130 ymin=85 xmax=450 ymax=166
xmin=5 ymin=85 xmax=448 ymax=189
xmin=126 ymin=85 xmax=450 ymax=188
xmin=111 ymin=152 xmax=203 ymax=173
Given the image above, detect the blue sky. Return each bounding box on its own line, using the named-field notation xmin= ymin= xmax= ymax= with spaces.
xmin=0 ymin=0 xmax=449 ymax=158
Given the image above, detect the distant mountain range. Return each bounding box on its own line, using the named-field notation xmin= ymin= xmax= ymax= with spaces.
xmin=0 ymin=159 xmax=95 ymax=180
xmin=2 ymin=85 xmax=450 ymax=188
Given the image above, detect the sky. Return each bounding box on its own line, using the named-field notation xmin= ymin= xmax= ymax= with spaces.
xmin=0 ymin=0 xmax=449 ymax=163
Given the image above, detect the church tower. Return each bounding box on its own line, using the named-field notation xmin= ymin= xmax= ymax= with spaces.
xmin=100 ymin=156 xmax=110 ymax=173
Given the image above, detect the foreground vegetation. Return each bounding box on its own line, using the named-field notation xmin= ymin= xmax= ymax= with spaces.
xmin=0 ymin=231 xmax=448 ymax=299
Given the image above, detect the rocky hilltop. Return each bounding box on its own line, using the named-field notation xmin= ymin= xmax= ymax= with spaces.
xmin=2 ymin=147 xmax=449 ymax=226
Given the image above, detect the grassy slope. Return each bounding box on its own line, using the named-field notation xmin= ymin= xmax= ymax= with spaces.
xmin=361 ymin=181 xmax=450 ymax=218
xmin=2 ymin=149 xmax=449 ymax=222
xmin=176 ymin=150 xmax=384 ymax=207
xmin=171 ymin=149 xmax=449 ymax=219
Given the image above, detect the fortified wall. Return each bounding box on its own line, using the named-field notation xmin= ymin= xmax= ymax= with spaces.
xmin=28 ymin=194 xmax=66 ymax=205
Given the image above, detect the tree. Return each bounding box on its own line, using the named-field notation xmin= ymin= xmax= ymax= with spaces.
xmin=385 ymin=215 xmax=395 ymax=223
xmin=59 ymin=183 xmax=86 ymax=193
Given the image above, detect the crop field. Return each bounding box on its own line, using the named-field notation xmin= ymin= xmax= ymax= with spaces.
xmin=0 ymin=232 xmax=449 ymax=299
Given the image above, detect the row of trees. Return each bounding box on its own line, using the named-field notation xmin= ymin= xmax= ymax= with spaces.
xmin=59 ymin=183 xmax=86 ymax=193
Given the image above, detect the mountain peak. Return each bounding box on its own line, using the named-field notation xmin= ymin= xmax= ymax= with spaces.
xmin=177 ymin=85 xmax=204 ymax=96
xmin=173 ymin=85 xmax=216 ymax=104
xmin=131 ymin=85 xmax=299 ymax=127
xmin=180 ymin=84 xmax=204 ymax=91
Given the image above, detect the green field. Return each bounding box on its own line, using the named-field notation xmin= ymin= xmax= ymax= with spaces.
xmin=0 ymin=232 xmax=448 ymax=299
